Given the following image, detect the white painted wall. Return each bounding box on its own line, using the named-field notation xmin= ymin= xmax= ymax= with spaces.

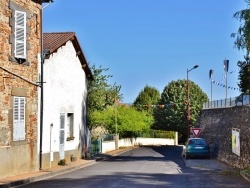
xmin=102 ymin=137 xmax=177 ymax=153
xmin=42 ymin=41 xmax=88 ymax=156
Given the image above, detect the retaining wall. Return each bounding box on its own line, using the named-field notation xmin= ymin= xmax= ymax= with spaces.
xmin=197 ymin=106 xmax=250 ymax=169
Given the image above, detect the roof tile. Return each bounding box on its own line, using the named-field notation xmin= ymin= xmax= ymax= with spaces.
xmin=43 ymin=32 xmax=93 ymax=79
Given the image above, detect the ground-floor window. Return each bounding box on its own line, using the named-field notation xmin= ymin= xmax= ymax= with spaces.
xmin=67 ymin=113 xmax=74 ymax=138
xmin=13 ymin=96 xmax=26 ymax=141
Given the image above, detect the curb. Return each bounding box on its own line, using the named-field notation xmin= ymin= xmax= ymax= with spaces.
xmin=0 ymin=147 xmax=135 ymax=188
xmin=241 ymin=171 xmax=250 ymax=183
xmin=0 ymin=159 xmax=98 ymax=188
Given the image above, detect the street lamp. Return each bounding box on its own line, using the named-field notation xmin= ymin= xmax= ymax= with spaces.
xmin=187 ymin=65 xmax=199 ymax=139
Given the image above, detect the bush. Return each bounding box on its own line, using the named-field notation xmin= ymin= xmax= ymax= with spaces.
xmin=58 ymin=159 xmax=66 ymax=166
xmin=140 ymin=130 xmax=175 ymax=139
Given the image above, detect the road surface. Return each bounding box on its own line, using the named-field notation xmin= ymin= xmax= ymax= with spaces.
xmin=18 ymin=146 xmax=250 ymax=188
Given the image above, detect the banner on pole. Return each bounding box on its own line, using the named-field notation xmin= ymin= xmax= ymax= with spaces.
xmin=224 ymin=59 xmax=229 ymax=72
xmin=209 ymin=69 xmax=214 ymax=79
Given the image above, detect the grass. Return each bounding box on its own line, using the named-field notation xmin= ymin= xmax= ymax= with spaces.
xmin=242 ymin=168 xmax=250 ymax=175
xmin=220 ymin=170 xmax=240 ymax=175
xmin=219 ymin=168 xmax=250 ymax=177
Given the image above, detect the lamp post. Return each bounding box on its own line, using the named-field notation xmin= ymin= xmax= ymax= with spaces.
xmin=187 ymin=65 xmax=199 ymax=139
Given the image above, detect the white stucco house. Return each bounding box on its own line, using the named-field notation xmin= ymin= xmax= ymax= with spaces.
xmin=41 ymin=32 xmax=93 ymax=168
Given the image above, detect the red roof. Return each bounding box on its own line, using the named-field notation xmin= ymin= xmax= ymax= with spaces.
xmin=43 ymin=32 xmax=93 ymax=79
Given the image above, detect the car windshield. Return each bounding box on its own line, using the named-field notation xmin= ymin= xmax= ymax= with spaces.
xmin=188 ymin=139 xmax=207 ymax=145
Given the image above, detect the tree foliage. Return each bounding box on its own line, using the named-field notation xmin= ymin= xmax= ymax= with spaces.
xmin=238 ymin=54 xmax=250 ymax=93
xmin=152 ymin=79 xmax=208 ymax=142
xmin=87 ymin=64 xmax=122 ymax=130
xmin=91 ymin=105 xmax=153 ymax=138
xmin=232 ymin=1 xmax=250 ymax=93
xmin=231 ymin=1 xmax=250 ymax=51
xmin=133 ymin=85 xmax=161 ymax=112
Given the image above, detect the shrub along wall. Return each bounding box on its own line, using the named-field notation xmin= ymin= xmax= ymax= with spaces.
xmin=196 ymin=106 xmax=250 ymax=169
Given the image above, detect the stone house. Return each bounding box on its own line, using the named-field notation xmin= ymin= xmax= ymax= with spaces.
xmin=41 ymin=32 xmax=93 ymax=168
xmin=0 ymin=0 xmax=50 ymax=179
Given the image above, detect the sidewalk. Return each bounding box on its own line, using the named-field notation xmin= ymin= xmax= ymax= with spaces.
xmin=0 ymin=148 xmax=132 ymax=188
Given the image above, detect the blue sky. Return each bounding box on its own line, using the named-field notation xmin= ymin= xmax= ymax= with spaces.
xmin=43 ymin=0 xmax=248 ymax=103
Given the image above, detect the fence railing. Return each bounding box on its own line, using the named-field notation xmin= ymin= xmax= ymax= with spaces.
xmin=203 ymin=95 xmax=250 ymax=109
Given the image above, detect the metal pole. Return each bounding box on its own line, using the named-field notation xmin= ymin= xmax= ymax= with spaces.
xmin=226 ymin=71 xmax=228 ymax=106
xmin=39 ymin=5 xmax=44 ymax=171
xmin=115 ymin=94 xmax=117 ymax=136
xmin=187 ymin=69 xmax=190 ymax=139
xmin=211 ymin=78 xmax=213 ymax=102
xmin=186 ymin=65 xmax=198 ymax=139
xmin=224 ymin=59 xmax=229 ymax=106
xmin=39 ymin=0 xmax=53 ymax=170
xmin=114 ymin=87 xmax=118 ymax=149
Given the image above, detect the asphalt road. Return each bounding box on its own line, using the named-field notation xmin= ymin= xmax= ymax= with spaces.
xmin=18 ymin=146 xmax=250 ymax=188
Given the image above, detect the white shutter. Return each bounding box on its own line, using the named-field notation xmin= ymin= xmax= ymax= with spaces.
xmin=13 ymin=97 xmax=26 ymax=141
xmin=60 ymin=113 xmax=65 ymax=145
xmin=60 ymin=113 xmax=65 ymax=129
xmin=14 ymin=11 xmax=26 ymax=59
xmin=19 ymin=97 xmax=25 ymax=140
xmin=13 ymin=97 xmax=20 ymax=141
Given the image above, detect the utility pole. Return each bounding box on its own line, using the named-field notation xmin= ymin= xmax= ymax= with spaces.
xmin=114 ymin=86 xmax=119 ymax=150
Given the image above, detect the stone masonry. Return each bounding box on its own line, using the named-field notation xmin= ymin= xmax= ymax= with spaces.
xmin=0 ymin=0 xmax=42 ymax=179
xmin=197 ymin=106 xmax=250 ymax=169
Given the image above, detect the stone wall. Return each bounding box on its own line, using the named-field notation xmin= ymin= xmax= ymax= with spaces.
xmin=0 ymin=0 xmax=41 ymax=179
xmin=197 ymin=106 xmax=250 ymax=169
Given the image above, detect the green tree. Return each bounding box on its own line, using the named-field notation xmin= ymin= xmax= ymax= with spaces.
xmin=231 ymin=1 xmax=250 ymax=51
xmin=87 ymin=64 xmax=122 ymax=130
xmin=152 ymin=79 xmax=208 ymax=142
xmin=91 ymin=105 xmax=153 ymax=138
xmin=238 ymin=55 xmax=250 ymax=93
xmin=133 ymin=85 xmax=161 ymax=112
xmin=231 ymin=1 xmax=250 ymax=93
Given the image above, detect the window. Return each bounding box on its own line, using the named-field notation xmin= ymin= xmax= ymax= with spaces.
xmin=13 ymin=96 xmax=26 ymax=141
xmin=9 ymin=1 xmax=30 ymax=64
xmin=67 ymin=113 xmax=74 ymax=140
xmin=14 ymin=10 xmax=26 ymax=59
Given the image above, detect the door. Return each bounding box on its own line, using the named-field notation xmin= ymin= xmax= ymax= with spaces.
xmin=59 ymin=113 xmax=65 ymax=160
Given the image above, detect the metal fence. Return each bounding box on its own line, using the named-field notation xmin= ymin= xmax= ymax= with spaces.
xmin=90 ymin=134 xmax=116 ymax=156
xmin=90 ymin=139 xmax=102 ymax=155
xmin=203 ymin=95 xmax=250 ymax=109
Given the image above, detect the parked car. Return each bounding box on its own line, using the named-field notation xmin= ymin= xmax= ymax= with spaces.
xmin=182 ymin=138 xmax=210 ymax=159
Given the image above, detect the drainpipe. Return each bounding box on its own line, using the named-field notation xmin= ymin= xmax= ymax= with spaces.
xmin=39 ymin=0 xmax=53 ymax=171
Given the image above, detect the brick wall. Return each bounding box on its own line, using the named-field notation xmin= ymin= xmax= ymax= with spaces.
xmin=197 ymin=106 xmax=250 ymax=169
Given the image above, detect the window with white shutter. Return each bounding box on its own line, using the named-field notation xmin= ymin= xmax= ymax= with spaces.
xmin=13 ymin=96 xmax=26 ymax=141
xmin=14 ymin=10 xmax=26 ymax=59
